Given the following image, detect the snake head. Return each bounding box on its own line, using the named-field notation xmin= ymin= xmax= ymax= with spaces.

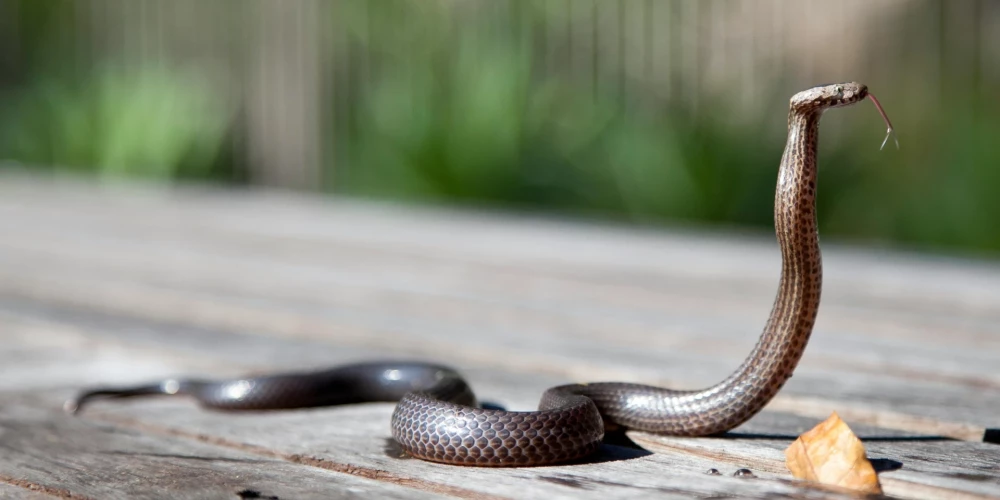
xmin=790 ymin=82 xmax=868 ymax=112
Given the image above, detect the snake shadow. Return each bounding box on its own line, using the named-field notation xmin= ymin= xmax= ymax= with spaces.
xmin=382 ymin=432 xmax=653 ymax=465
xmin=983 ymin=428 xmax=1000 ymax=444
xmin=484 ymin=401 xmax=653 ymax=464
xmin=589 ymin=429 xmax=654 ymax=463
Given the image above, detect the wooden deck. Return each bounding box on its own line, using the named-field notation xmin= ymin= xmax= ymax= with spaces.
xmin=0 ymin=174 xmax=997 ymax=499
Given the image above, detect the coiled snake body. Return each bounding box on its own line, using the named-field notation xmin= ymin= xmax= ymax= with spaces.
xmin=69 ymin=82 xmax=894 ymax=467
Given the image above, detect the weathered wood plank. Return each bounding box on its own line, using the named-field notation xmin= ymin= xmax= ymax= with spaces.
xmin=66 ymin=396 xmax=1000 ymax=500
xmin=68 ymin=400 xmax=858 ymax=500
xmin=0 ymin=329 xmax=852 ymax=500
xmin=2 ymin=175 xmax=998 ymax=349
xmin=0 ymin=401 xmax=453 ymax=500
xmin=3 ymin=174 xmax=999 ymax=319
xmin=0 ymin=177 xmax=996 ymax=435
xmin=0 ymin=175 xmax=997 ymax=499
xmin=1 ymin=304 xmax=996 ymax=499
xmin=632 ymin=412 xmax=1000 ymax=499
xmin=0 ymin=261 xmax=995 ymax=434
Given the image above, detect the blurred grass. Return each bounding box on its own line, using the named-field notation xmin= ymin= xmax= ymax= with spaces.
xmin=1 ymin=0 xmax=999 ymax=257
xmin=0 ymin=64 xmax=231 ymax=180
xmin=0 ymin=0 xmax=233 ymax=181
xmin=336 ymin=0 xmax=1000 ymax=257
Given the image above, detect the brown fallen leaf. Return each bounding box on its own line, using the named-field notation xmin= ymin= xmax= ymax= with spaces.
xmin=785 ymin=412 xmax=883 ymax=494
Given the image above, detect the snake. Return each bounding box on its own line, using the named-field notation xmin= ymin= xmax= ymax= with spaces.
xmin=67 ymin=82 xmax=895 ymax=467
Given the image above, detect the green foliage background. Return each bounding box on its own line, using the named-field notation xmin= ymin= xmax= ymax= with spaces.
xmin=2 ymin=0 xmax=998 ymax=256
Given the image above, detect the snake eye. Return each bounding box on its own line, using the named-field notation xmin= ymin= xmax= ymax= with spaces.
xmin=834 ymin=85 xmax=843 ymax=93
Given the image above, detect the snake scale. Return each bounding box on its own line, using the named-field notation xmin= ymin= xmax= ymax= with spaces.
xmin=68 ymin=82 xmax=895 ymax=467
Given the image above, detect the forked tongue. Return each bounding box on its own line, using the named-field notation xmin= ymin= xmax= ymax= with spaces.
xmin=867 ymin=93 xmax=899 ymax=150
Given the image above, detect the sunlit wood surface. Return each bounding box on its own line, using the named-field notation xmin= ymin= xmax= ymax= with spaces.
xmin=1 ymin=174 xmax=997 ymax=499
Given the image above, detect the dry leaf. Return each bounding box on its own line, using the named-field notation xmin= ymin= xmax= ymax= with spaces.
xmin=785 ymin=412 xmax=883 ymax=494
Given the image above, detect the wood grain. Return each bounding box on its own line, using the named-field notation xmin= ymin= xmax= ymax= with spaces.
xmin=0 ymin=401 xmax=453 ymax=500
xmin=0 ymin=174 xmax=997 ymax=499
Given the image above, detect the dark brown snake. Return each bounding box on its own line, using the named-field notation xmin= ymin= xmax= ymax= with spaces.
xmin=67 ymin=82 xmax=895 ymax=467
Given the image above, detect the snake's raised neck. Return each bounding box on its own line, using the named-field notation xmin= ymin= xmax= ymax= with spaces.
xmin=683 ymin=83 xmax=881 ymax=431
xmin=557 ymin=83 xmax=880 ymax=438
xmin=714 ymin=86 xmax=859 ymax=420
